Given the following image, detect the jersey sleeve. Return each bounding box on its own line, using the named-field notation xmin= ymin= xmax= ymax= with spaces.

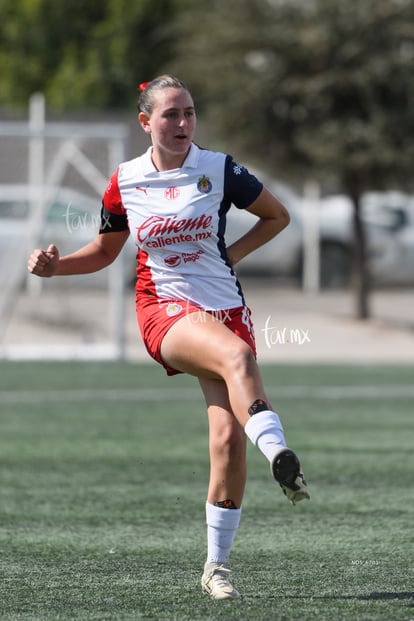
xmin=99 ymin=169 xmax=129 ymax=233
xmin=223 ymin=155 xmax=263 ymax=209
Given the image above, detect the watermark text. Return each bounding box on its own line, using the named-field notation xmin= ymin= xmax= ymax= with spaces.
xmin=261 ymin=315 xmax=311 ymax=349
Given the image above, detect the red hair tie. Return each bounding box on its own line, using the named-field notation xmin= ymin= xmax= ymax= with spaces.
xmin=138 ymin=81 xmax=151 ymax=92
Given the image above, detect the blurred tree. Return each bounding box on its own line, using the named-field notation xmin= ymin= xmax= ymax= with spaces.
xmin=0 ymin=0 xmax=191 ymax=110
xmin=170 ymin=0 xmax=414 ymax=318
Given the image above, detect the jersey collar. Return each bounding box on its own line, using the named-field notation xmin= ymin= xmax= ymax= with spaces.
xmin=141 ymin=143 xmax=200 ymax=176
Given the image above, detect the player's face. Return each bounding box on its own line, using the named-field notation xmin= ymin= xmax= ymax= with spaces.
xmin=140 ymin=87 xmax=196 ymax=170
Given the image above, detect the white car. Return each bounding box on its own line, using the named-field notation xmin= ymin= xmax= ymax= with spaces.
xmin=2 ymin=183 xmax=413 ymax=290
xmin=0 ymin=184 xmax=126 ymax=289
xmin=317 ymin=191 xmax=414 ymax=287
xmin=227 ymin=179 xmax=414 ymax=288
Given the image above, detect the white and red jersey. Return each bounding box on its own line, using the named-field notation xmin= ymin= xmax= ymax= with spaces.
xmin=101 ymin=143 xmax=263 ymax=311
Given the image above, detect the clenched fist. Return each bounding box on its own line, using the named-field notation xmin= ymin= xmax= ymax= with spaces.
xmin=27 ymin=244 xmax=60 ymax=277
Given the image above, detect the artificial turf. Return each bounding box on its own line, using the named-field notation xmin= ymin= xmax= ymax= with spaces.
xmin=0 ymin=362 xmax=413 ymax=620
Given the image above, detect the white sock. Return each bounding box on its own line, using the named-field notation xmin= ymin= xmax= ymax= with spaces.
xmin=244 ymin=410 xmax=287 ymax=462
xmin=205 ymin=502 xmax=241 ymax=565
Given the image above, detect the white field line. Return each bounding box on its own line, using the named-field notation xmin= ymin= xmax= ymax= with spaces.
xmin=1 ymin=384 xmax=414 ymax=405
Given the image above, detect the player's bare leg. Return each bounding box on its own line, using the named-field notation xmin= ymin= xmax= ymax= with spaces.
xmin=200 ymin=376 xmax=247 ymax=508
xmin=160 ymin=310 xmax=268 ymax=426
xmin=198 ymin=376 xmax=246 ymax=599
xmin=160 ymin=310 xmax=309 ymax=506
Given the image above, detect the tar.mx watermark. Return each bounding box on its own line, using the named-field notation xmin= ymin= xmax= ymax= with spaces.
xmin=64 ymin=202 xmax=102 ymax=234
xmin=261 ymin=315 xmax=311 ymax=349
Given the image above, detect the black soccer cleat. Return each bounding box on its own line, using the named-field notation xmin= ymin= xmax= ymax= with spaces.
xmin=271 ymin=448 xmax=310 ymax=505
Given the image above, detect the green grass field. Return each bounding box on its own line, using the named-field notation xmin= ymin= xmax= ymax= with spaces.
xmin=0 ymin=361 xmax=413 ymax=621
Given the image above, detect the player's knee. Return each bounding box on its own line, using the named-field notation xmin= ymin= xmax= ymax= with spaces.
xmin=225 ymin=340 xmax=256 ymax=378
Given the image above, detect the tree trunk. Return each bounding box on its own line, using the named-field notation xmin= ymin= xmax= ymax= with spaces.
xmin=351 ymin=194 xmax=370 ymax=319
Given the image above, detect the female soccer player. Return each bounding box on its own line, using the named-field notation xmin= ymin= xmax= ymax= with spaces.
xmin=28 ymin=75 xmax=309 ymax=600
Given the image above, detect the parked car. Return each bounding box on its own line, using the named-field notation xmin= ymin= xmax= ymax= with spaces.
xmin=2 ymin=183 xmax=413 ymax=291
xmin=0 ymin=184 xmax=131 ymax=290
xmin=227 ymin=179 xmax=414 ymax=288
xmin=317 ymin=191 xmax=414 ymax=287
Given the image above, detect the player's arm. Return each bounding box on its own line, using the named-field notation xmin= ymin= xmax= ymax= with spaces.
xmin=27 ymin=230 xmax=130 ymax=278
xmin=226 ymin=186 xmax=290 ymax=267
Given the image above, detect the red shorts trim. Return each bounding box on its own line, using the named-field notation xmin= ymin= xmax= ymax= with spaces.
xmin=136 ymin=296 xmax=256 ymax=376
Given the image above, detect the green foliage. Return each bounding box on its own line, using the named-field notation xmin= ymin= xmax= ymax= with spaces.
xmin=0 ymin=361 xmax=413 ymax=620
xmin=0 ymin=0 xmax=191 ymax=111
xmin=0 ymin=0 xmax=412 ymax=193
xmin=171 ymin=0 xmax=414 ymax=193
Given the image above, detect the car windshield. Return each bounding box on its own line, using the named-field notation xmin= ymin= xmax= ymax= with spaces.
xmin=0 ymin=200 xmax=29 ymax=219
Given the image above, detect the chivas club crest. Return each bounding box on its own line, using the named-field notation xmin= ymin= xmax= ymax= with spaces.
xmin=197 ymin=175 xmax=212 ymax=194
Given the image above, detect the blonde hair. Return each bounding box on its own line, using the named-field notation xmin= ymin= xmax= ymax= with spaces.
xmin=137 ymin=74 xmax=190 ymax=116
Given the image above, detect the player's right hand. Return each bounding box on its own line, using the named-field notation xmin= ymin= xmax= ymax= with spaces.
xmin=27 ymin=244 xmax=60 ymax=277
